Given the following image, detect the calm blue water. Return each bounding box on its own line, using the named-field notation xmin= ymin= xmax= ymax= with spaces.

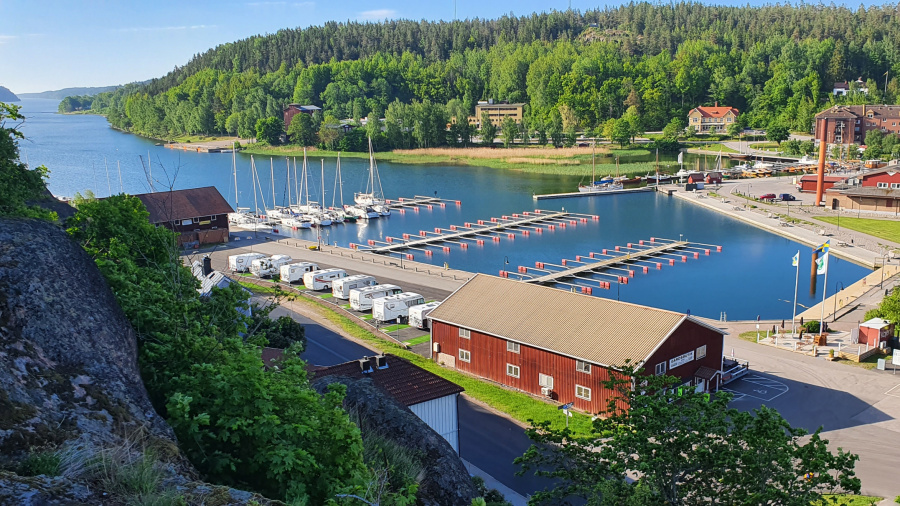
xmin=18 ymin=98 xmax=869 ymax=319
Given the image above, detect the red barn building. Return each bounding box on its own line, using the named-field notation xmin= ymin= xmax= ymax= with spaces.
xmin=133 ymin=186 xmax=233 ymax=247
xmin=283 ymin=104 xmax=322 ymax=129
xmin=428 ymin=275 xmax=725 ymax=415
xmin=824 ymin=166 xmax=900 ymax=214
xmin=798 ymin=174 xmax=845 ymax=193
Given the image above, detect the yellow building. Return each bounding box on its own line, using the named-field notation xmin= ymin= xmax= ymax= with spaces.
xmin=687 ymin=104 xmax=740 ymax=133
xmin=468 ymin=101 xmax=525 ymax=127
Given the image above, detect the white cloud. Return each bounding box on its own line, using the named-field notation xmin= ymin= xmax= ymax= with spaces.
xmin=112 ymin=25 xmax=214 ymax=33
xmin=357 ymin=9 xmax=397 ymax=21
xmin=247 ymin=1 xmax=287 ymax=6
xmin=293 ymin=1 xmax=315 ymax=7
xmin=0 ymin=35 xmax=18 ymax=44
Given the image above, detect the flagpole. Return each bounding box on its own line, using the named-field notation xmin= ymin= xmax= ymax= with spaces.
xmin=792 ymin=251 xmax=799 ymax=337
xmin=819 ymin=252 xmax=829 ymax=332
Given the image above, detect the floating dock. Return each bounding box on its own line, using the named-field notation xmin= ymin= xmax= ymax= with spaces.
xmin=534 ymin=186 xmax=655 ymax=200
xmin=352 ymin=209 xmax=598 ymax=258
xmin=500 ymin=237 xmax=722 ymax=294
xmin=384 ymin=196 xmax=460 ymax=213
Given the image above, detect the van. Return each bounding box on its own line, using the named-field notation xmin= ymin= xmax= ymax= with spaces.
xmin=332 ymin=274 xmax=378 ymax=299
xmin=349 ymin=284 xmax=402 ymax=311
xmin=228 ymin=253 xmax=266 ymax=272
xmin=280 ymin=262 xmax=319 ymax=284
xmin=372 ymin=292 xmax=426 ymax=323
xmin=303 ymin=268 xmax=347 ymax=290
xmin=408 ymin=301 xmax=441 ymax=329
xmin=250 ymin=254 xmax=293 ymax=278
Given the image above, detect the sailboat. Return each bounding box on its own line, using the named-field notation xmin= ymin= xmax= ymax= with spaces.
xmin=281 ymin=158 xmax=312 ymax=229
xmin=227 ymin=142 xmax=254 ymax=225
xmin=231 ymin=156 xmax=274 ymax=232
xmin=352 ymin=137 xmax=391 ymax=216
xmin=330 ymin=154 xmax=355 ymax=223
xmin=578 ymin=142 xmax=623 ymax=192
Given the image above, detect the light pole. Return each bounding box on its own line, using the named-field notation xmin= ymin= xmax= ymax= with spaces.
xmin=833 ymin=281 xmax=844 ymax=322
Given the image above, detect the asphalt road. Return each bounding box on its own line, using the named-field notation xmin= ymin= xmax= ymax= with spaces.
xmin=268 ymin=302 xmax=553 ymax=499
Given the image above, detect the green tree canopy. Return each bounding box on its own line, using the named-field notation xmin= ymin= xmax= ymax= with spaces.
xmin=0 ymin=102 xmax=56 ymax=220
xmin=766 ymin=124 xmax=790 ymax=145
xmin=287 ymin=112 xmax=317 ymax=146
xmin=479 ymin=111 xmax=497 ymax=147
xmin=516 ymin=364 xmax=860 ymax=505
xmin=255 ymin=116 xmax=284 ymax=145
xmin=501 ymin=116 xmax=519 ymax=148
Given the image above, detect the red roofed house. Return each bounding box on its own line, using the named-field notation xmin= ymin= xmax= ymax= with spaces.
xmin=687 ymin=103 xmax=740 ymax=133
xmin=133 ymin=186 xmax=233 ymax=247
xmin=797 ymin=174 xmax=845 ymax=193
xmin=858 ymin=318 xmax=895 ymax=347
xmin=313 ymin=354 xmax=464 ymax=453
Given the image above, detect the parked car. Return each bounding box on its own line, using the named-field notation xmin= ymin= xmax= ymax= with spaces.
xmin=779 ymin=193 xmax=797 ymax=201
xmin=759 ymin=193 xmax=777 ymax=201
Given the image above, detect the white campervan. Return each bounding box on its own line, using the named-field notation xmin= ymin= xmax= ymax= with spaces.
xmin=372 ymin=292 xmax=425 ymax=323
xmin=408 ymin=301 xmax=441 ymax=329
xmin=303 ymin=268 xmax=347 ymax=290
xmin=228 ymin=253 xmax=266 ymax=272
xmin=349 ymin=284 xmax=402 ymax=311
xmin=332 ymin=274 xmax=378 ymax=299
xmin=280 ymin=262 xmax=319 ymax=284
xmin=250 ymin=254 xmax=293 ymax=278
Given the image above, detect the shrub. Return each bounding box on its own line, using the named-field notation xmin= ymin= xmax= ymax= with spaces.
xmin=19 ymin=451 xmax=61 ymax=477
xmin=806 ymin=320 xmax=821 ymax=333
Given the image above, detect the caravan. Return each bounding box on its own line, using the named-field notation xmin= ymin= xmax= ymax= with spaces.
xmin=280 ymin=262 xmax=319 ymax=284
xmin=408 ymin=301 xmax=441 ymax=329
xmin=349 ymin=284 xmax=402 ymax=311
xmin=372 ymin=292 xmax=426 ymax=323
xmin=250 ymin=255 xmax=293 ymax=278
xmin=303 ymin=268 xmax=347 ymax=290
xmin=332 ymin=274 xmax=378 ymax=299
xmin=228 ymin=253 xmax=266 ymax=273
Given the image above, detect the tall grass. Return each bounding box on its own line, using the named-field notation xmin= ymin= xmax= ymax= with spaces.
xmin=393 ymin=146 xmax=602 ymax=159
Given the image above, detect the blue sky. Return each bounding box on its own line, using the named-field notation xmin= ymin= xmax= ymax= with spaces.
xmin=0 ymin=0 xmax=889 ymax=93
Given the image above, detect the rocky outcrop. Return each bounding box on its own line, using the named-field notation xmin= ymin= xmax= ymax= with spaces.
xmin=0 ymin=217 xmax=278 ymax=505
xmin=314 ymin=376 xmax=479 ymax=506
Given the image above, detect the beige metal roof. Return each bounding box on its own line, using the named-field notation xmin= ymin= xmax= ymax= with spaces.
xmin=429 ymin=275 xmax=709 ymax=368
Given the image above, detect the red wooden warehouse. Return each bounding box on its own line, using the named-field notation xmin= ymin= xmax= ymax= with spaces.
xmin=428 ymin=275 xmax=726 ymax=414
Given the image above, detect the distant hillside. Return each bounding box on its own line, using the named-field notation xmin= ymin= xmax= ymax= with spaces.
xmin=19 ymin=85 xmax=120 ymax=99
xmin=0 ymin=86 xmax=19 ymax=102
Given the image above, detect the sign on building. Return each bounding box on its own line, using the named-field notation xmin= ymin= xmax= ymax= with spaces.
xmin=669 ymin=350 xmax=695 ymax=370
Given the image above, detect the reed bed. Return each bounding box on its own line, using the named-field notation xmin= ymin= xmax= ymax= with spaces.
xmin=392 ymin=146 xmax=603 ymax=159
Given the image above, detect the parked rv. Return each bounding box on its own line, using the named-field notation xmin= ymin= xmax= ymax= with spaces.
xmin=250 ymin=255 xmax=293 ymax=278
xmin=408 ymin=301 xmax=441 ymax=329
xmin=373 ymin=292 xmax=426 ymax=323
xmin=303 ymin=268 xmax=347 ymax=290
xmin=280 ymin=262 xmax=319 ymax=284
xmin=349 ymin=284 xmax=402 ymax=311
xmin=228 ymin=253 xmax=266 ymax=273
xmin=332 ymin=274 xmax=378 ymax=299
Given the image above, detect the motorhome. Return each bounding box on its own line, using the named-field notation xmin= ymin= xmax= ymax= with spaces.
xmin=250 ymin=255 xmax=293 ymax=278
xmin=228 ymin=253 xmax=266 ymax=272
xmin=349 ymin=284 xmax=402 ymax=311
xmin=372 ymin=292 xmax=426 ymax=322
xmin=280 ymin=262 xmax=319 ymax=284
xmin=332 ymin=274 xmax=378 ymax=299
xmin=303 ymin=268 xmax=347 ymax=290
xmin=408 ymin=301 xmax=441 ymax=329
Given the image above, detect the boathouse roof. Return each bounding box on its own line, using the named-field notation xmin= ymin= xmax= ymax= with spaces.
xmin=133 ymin=186 xmax=234 ymax=224
xmin=429 ymin=275 xmax=726 ymax=368
xmin=690 ymin=105 xmax=739 ymax=118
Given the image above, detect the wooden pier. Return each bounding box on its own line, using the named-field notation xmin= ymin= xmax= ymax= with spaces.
xmin=353 ymin=209 xmax=598 ymax=256
xmin=534 ymin=186 xmax=655 ymax=200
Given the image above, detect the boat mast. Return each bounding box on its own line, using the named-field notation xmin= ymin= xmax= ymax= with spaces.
xmin=270 ymin=158 xmax=276 ymax=209
xmin=332 ymin=153 xmax=340 ymax=208
xmin=293 ymin=158 xmax=300 ymax=208
xmin=251 ymin=156 xmax=259 ymax=217
xmin=303 ymin=149 xmax=310 ymax=207
xmin=368 ymin=136 xmax=375 ymax=195
xmin=232 ymin=143 xmax=238 ymax=209
xmin=285 ymin=158 xmax=292 ymax=211
xmin=591 ymin=140 xmax=596 ymax=184
xmin=338 ymin=154 xmax=344 ymax=207
xmin=321 ymin=159 xmax=326 ymax=209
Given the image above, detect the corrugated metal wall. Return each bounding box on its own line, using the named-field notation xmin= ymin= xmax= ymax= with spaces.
xmin=409 ymin=394 xmax=459 ymax=453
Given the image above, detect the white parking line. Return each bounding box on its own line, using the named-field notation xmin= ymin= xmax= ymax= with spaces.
xmin=885 ymin=384 xmax=900 ymax=398
xmin=726 ymin=375 xmax=790 ymax=402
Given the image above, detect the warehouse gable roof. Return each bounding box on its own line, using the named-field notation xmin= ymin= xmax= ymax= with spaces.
xmin=133 ymin=187 xmax=233 ymax=224
xmin=429 ymin=275 xmax=724 ymax=368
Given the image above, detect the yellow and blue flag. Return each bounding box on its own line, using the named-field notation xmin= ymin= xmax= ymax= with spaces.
xmin=816 ymin=241 xmax=830 ymax=254
xmin=792 ymin=251 xmax=799 ymax=267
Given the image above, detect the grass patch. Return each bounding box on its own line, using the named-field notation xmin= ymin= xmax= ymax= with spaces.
xmin=381 ymin=323 xmax=411 ymax=332
xmin=243 ymin=145 xmax=655 ymax=177
xmin=360 ymin=314 xmax=374 ymax=320
xmin=317 ymin=293 xmax=334 ymax=299
xmin=404 ymin=335 xmax=431 ymax=346
xmin=814 ymin=216 xmax=900 ymax=243
xmin=237 ymin=280 xmax=282 ymax=295
xmin=690 ymin=143 xmax=739 ymax=154
xmin=817 ymin=494 xmax=883 ymax=505
xmin=253 ymin=286 xmax=596 ymax=433
xmin=738 ymin=331 xmax=765 ymax=343
xmin=835 ymin=353 xmax=892 ymax=371
xmin=749 ymin=141 xmax=780 ymax=152
xmin=340 ymin=303 xmax=352 ymax=309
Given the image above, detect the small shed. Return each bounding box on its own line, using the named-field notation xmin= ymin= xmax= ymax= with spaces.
xmin=687 ymin=172 xmax=705 ymax=184
xmin=858 ymin=318 xmax=895 ymax=347
xmin=705 ymin=172 xmax=723 ymax=185
xmin=798 ymin=175 xmax=845 ymax=193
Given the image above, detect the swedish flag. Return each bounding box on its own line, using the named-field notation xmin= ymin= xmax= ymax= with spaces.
xmin=815 ymin=241 xmax=830 ymax=254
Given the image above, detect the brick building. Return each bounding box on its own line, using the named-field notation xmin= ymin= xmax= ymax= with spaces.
xmin=468 ymin=101 xmax=524 ymax=127
xmin=814 ymin=105 xmax=900 ymax=145
xmin=133 ymin=187 xmax=233 ymax=247
xmin=428 ymin=275 xmax=726 ymax=415
xmin=283 ymin=104 xmax=322 ymax=129
xmin=825 ymin=166 xmax=900 ymax=214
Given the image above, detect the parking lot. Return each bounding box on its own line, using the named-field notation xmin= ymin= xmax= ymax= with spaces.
xmin=721 ymin=373 xmax=790 ymax=403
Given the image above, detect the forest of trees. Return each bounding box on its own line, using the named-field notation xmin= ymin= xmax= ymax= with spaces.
xmin=71 ymin=3 xmax=900 ymax=150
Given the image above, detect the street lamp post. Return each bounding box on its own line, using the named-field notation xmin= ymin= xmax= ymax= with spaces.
xmin=833 ymin=281 xmax=844 ymax=322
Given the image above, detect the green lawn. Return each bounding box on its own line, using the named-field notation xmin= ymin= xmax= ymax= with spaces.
xmin=241 ymin=281 xmax=594 ymax=433
xmin=381 ymin=323 xmax=411 ymax=332
xmin=739 ymin=331 xmax=764 ymax=343
xmin=750 ymin=141 xmax=781 ymax=152
xmin=692 ymin=143 xmax=739 ymax=154
xmin=814 ymin=216 xmax=900 ymax=243
xmin=404 ymin=335 xmax=431 ymax=346
xmin=816 ymin=494 xmax=882 ymax=505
